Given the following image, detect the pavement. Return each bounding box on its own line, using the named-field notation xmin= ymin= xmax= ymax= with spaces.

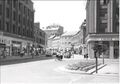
xmin=56 ymin=54 xmax=119 ymax=84
xmin=0 ymin=54 xmax=119 ymax=84
xmin=57 ymin=55 xmax=119 ymax=75
xmin=0 ymin=54 xmax=53 ymax=65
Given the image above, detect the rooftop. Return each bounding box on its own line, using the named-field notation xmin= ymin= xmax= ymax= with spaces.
xmin=61 ymin=31 xmax=78 ymax=36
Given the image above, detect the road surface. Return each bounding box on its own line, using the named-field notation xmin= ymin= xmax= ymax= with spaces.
xmin=0 ymin=58 xmax=119 ymax=84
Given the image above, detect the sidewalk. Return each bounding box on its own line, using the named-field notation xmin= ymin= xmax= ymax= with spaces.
xmin=0 ymin=54 xmax=53 ymax=65
xmin=56 ymin=56 xmax=119 ymax=75
xmin=72 ymin=60 xmax=119 ymax=84
xmin=56 ymin=57 xmax=119 ymax=84
xmin=0 ymin=54 xmax=45 ymax=62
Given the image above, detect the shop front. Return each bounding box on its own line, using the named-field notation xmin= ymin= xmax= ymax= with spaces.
xmin=0 ymin=37 xmax=11 ymax=56
xmin=0 ymin=43 xmax=5 ymax=57
xmin=12 ymin=41 xmax=22 ymax=56
xmin=86 ymin=34 xmax=119 ymax=59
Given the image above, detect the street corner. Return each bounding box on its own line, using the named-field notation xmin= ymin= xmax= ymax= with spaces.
xmin=93 ymin=63 xmax=119 ymax=76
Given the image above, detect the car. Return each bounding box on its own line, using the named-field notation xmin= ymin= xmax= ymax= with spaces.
xmin=45 ymin=51 xmax=52 ymax=57
xmin=64 ymin=52 xmax=71 ymax=58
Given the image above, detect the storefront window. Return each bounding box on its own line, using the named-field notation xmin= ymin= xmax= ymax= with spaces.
xmin=114 ymin=41 xmax=119 ymax=59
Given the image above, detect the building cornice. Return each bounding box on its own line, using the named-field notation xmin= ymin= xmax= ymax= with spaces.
xmin=85 ymin=33 xmax=119 ymax=43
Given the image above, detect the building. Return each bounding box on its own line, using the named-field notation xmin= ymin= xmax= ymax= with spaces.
xmin=71 ymin=20 xmax=87 ymax=55
xmin=0 ymin=0 xmax=34 ymax=56
xmin=86 ymin=0 xmax=119 ymax=58
xmin=43 ymin=24 xmax=64 ymax=50
xmin=71 ymin=31 xmax=82 ymax=54
xmin=34 ymin=23 xmax=47 ymax=54
xmin=43 ymin=24 xmax=64 ymax=38
xmin=60 ymin=31 xmax=77 ymax=51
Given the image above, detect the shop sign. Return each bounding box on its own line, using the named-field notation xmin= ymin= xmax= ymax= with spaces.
xmin=87 ymin=37 xmax=119 ymax=42
xmin=12 ymin=44 xmax=21 ymax=47
xmin=100 ymin=38 xmax=119 ymax=41
xmin=0 ymin=38 xmax=10 ymax=45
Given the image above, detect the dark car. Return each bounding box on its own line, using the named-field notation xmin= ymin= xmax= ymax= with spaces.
xmin=45 ymin=51 xmax=52 ymax=57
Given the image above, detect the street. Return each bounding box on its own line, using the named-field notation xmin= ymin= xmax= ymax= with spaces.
xmin=0 ymin=58 xmax=119 ymax=84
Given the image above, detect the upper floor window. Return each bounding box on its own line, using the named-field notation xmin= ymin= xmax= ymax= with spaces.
xmin=0 ymin=5 xmax=2 ymax=15
xmin=100 ymin=0 xmax=109 ymax=5
xmin=7 ymin=0 xmax=11 ymax=5
xmin=6 ymin=7 xmax=10 ymax=18
xmin=0 ymin=20 xmax=1 ymax=30
xmin=13 ymin=11 xmax=16 ymax=21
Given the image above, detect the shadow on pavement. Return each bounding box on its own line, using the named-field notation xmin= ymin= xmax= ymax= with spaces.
xmin=0 ymin=56 xmax=53 ymax=66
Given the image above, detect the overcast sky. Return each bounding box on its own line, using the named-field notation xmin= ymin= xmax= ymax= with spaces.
xmin=32 ymin=0 xmax=86 ymax=32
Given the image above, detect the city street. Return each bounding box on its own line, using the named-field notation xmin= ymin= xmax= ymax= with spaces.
xmin=1 ymin=58 xmax=119 ymax=84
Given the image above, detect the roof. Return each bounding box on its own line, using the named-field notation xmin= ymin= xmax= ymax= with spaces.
xmin=53 ymin=36 xmax=61 ymax=40
xmin=61 ymin=31 xmax=78 ymax=36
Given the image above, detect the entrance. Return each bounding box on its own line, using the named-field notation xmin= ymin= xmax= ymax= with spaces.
xmin=114 ymin=41 xmax=119 ymax=59
xmin=0 ymin=43 xmax=5 ymax=57
xmin=12 ymin=41 xmax=22 ymax=56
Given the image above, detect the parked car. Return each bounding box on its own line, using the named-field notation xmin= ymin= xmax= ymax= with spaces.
xmin=45 ymin=51 xmax=52 ymax=57
xmin=64 ymin=52 xmax=71 ymax=58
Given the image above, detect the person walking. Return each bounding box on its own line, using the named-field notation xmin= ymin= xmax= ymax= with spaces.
xmin=20 ymin=49 xmax=24 ymax=57
xmin=3 ymin=49 xmax=7 ymax=59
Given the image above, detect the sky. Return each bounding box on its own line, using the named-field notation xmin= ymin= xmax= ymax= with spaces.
xmin=32 ymin=0 xmax=86 ymax=32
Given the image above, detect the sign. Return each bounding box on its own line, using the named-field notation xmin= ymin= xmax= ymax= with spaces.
xmin=87 ymin=37 xmax=119 ymax=42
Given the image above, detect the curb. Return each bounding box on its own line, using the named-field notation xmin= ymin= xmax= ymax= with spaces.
xmin=56 ymin=64 xmax=107 ymax=74
xmin=86 ymin=64 xmax=107 ymax=74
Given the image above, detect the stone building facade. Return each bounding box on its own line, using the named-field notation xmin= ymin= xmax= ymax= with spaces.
xmin=34 ymin=23 xmax=47 ymax=54
xmin=86 ymin=0 xmax=119 ymax=58
xmin=0 ymin=0 xmax=34 ymax=56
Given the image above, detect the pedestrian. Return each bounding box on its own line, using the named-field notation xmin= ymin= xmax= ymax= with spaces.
xmin=30 ymin=48 xmax=34 ymax=59
xmin=59 ymin=51 xmax=63 ymax=60
xmin=20 ymin=50 xmax=24 ymax=57
xmin=3 ymin=49 xmax=7 ymax=59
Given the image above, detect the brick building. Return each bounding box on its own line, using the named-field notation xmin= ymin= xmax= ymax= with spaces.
xmin=34 ymin=23 xmax=47 ymax=54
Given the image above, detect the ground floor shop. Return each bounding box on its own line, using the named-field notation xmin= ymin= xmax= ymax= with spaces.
xmin=86 ymin=41 xmax=119 ymax=59
xmin=85 ymin=34 xmax=119 ymax=59
xmin=0 ymin=36 xmax=33 ymax=57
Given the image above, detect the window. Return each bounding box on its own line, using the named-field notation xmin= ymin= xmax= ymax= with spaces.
xmin=19 ymin=15 xmax=20 ymax=23
xmin=24 ymin=6 xmax=26 ymax=14
xmin=6 ymin=7 xmax=10 ymax=18
xmin=7 ymin=0 xmax=11 ymax=5
xmin=0 ymin=5 xmax=2 ymax=15
xmin=0 ymin=20 xmax=1 ymax=30
xmin=13 ymin=24 xmax=16 ymax=33
xmin=13 ymin=1 xmax=16 ymax=8
xmin=6 ymin=22 xmax=9 ymax=32
xmin=100 ymin=0 xmax=109 ymax=5
xmin=13 ymin=11 xmax=16 ymax=21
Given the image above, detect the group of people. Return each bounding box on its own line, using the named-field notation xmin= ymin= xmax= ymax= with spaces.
xmin=53 ymin=51 xmax=63 ymax=61
xmin=18 ymin=47 xmax=45 ymax=58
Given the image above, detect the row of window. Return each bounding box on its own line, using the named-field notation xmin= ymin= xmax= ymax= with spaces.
xmin=0 ymin=0 xmax=34 ymax=19
xmin=62 ymin=42 xmax=71 ymax=45
xmin=35 ymin=37 xmax=45 ymax=45
xmin=35 ymin=30 xmax=46 ymax=38
xmin=0 ymin=19 xmax=33 ymax=38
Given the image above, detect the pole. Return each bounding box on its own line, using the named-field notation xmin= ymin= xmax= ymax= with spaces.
xmin=95 ymin=51 xmax=98 ymax=73
xmin=102 ymin=53 xmax=104 ymax=64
